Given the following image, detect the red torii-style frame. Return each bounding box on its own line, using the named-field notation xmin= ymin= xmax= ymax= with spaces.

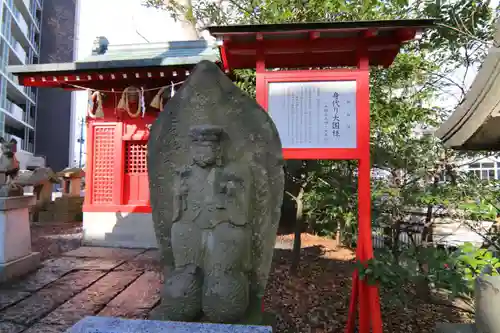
xmin=208 ymin=19 xmax=435 ymax=333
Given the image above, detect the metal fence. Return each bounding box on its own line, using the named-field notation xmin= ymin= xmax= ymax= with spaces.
xmin=372 ymin=223 xmax=424 ymax=249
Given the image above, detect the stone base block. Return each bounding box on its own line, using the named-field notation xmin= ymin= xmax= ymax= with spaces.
xmin=435 ymin=323 xmax=475 ymax=333
xmin=0 ymin=252 xmax=40 ymax=283
xmin=68 ymin=316 xmax=272 ymax=332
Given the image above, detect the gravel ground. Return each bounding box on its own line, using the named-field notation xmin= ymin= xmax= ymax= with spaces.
xmin=26 ymin=226 xmax=468 ymax=332
xmin=30 ymin=222 xmax=83 ymax=261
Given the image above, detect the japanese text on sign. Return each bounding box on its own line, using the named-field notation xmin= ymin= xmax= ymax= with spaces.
xmin=268 ymin=81 xmax=357 ymax=149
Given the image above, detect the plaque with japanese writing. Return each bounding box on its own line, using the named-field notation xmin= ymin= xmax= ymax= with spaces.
xmin=268 ymin=81 xmax=356 ymax=149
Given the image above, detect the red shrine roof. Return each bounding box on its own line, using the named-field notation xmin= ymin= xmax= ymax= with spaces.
xmin=9 ymin=20 xmax=436 ymax=89
xmin=8 ymin=39 xmax=220 ymax=89
xmin=208 ymin=19 xmax=437 ymax=69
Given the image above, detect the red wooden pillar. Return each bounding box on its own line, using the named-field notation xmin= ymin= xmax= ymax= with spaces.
xmin=253 ymin=45 xmax=382 ymax=333
xmin=84 ymin=118 xmax=93 ymax=206
xmin=113 ymin=122 xmax=125 ymax=206
xmin=345 ymin=50 xmax=383 ymax=333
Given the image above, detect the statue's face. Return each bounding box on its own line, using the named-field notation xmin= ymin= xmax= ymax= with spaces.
xmin=192 ymin=142 xmax=219 ymax=167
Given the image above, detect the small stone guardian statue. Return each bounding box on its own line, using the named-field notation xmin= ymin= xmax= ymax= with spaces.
xmin=0 ymin=137 xmax=23 ymax=197
xmin=148 ymin=60 xmax=284 ymax=325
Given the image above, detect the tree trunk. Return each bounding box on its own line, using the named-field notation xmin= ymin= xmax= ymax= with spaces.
xmin=167 ymin=0 xmax=199 ymax=39
xmin=421 ymin=175 xmax=438 ymax=245
xmin=421 ymin=204 xmax=434 ymax=245
xmin=291 ymin=185 xmax=306 ymax=275
xmin=335 ymin=223 xmax=341 ymax=247
xmin=392 ymin=220 xmax=401 ymax=262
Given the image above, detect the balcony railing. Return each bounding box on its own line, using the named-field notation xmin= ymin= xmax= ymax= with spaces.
xmin=27 ymin=87 xmax=36 ymax=101
xmin=7 ymin=100 xmax=24 ymax=120
xmin=7 ymin=71 xmax=26 ymax=93
xmin=7 ymin=34 xmax=28 ymax=64
xmin=25 ymin=141 xmax=34 ymax=153
xmin=5 ymin=100 xmax=36 ymax=127
xmin=11 ymin=5 xmax=29 ymax=36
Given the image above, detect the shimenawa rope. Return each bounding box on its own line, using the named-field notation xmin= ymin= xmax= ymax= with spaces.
xmin=83 ymin=80 xmax=184 ymax=117
xmin=117 ymin=86 xmax=142 ymax=118
xmin=87 ymin=91 xmax=105 ymax=118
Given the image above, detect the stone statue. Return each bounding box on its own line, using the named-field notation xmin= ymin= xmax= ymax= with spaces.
xmin=148 ymin=60 xmax=284 ymax=324
xmin=0 ymin=137 xmax=22 ymax=197
xmin=161 ymin=125 xmax=253 ymax=323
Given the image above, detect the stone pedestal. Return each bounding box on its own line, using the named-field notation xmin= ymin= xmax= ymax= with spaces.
xmin=475 ymin=274 xmax=500 ymax=333
xmin=436 ymin=274 xmax=500 ymax=333
xmin=67 ymin=316 xmax=272 ymax=332
xmin=435 ymin=323 xmax=475 ymax=333
xmin=0 ymin=195 xmax=40 ymax=282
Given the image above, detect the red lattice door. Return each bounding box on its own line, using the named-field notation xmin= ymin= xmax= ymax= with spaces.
xmin=123 ymin=140 xmax=149 ymax=205
xmin=91 ymin=126 xmax=115 ymax=204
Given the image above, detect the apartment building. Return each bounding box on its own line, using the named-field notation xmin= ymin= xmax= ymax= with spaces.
xmin=0 ymin=0 xmax=78 ymax=171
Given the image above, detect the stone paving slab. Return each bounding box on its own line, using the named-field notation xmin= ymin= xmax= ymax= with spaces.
xmin=23 ymin=322 xmax=69 ymax=333
xmin=44 ymin=256 xmax=127 ymax=272
xmin=113 ymin=249 xmax=161 ymax=272
xmin=5 ymin=265 xmax=73 ymax=292
xmin=100 ymin=271 xmax=162 ymax=311
xmin=0 ymin=320 xmax=26 ymax=332
xmin=0 ymin=246 xmax=163 ymax=332
xmin=63 ymin=247 xmax=145 ymax=259
xmin=132 ymin=249 xmax=159 ymax=261
xmin=0 ymin=290 xmax=31 ymax=310
xmin=41 ymin=271 xmax=142 ymax=327
xmin=0 ymin=271 xmax=106 ymax=325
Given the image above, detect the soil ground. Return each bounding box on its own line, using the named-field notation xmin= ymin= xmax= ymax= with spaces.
xmin=0 ymin=223 xmax=471 ymax=332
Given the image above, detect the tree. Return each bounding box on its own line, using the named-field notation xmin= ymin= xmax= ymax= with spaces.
xmin=142 ymin=0 xmax=199 ymax=39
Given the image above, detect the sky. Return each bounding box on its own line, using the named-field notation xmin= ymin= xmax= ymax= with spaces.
xmin=72 ymin=0 xmax=192 ymax=165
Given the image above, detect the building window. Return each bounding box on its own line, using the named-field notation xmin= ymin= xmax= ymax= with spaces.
xmin=467 ymin=161 xmax=498 ymax=181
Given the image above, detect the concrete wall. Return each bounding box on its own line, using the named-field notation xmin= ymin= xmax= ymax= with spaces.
xmin=82 ymin=212 xmax=158 ymax=249
xmin=36 ymin=0 xmax=78 ymax=172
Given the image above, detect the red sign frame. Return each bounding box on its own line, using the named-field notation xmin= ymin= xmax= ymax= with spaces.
xmin=255 ymin=54 xmax=382 ymax=333
xmin=257 ymin=69 xmax=366 ymax=160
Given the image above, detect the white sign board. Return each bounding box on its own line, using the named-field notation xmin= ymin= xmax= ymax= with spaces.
xmin=268 ymin=81 xmax=357 ymax=149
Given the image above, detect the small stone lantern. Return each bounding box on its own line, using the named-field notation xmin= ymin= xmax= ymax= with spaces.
xmin=57 ymin=167 xmax=85 ymax=197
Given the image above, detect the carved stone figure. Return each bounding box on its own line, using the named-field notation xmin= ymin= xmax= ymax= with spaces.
xmin=148 ymin=60 xmax=284 ymax=324
xmin=0 ymin=137 xmax=22 ymax=197
xmin=160 ymin=125 xmax=253 ymax=322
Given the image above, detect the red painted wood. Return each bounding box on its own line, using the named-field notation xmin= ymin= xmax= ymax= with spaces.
xmin=113 ymin=123 xmax=124 ymax=205
xmin=82 ymin=204 xmax=152 ymax=213
xmin=84 ymin=121 xmax=94 ymax=206
xmin=90 ymin=125 xmax=115 ymax=204
xmin=259 ymin=69 xmax=363 ymax=160
xmin=283 ymin=148 xmax=359 ymax=160
xmin=255 ymin=54 xmax=382 ymax=333
xmin=18 ymin=65 xmax=215 ymax=88
xmin=85 ymin=87 xmax=160 ymax=210
xmin=225 ymin=36 xmax=403 ymax=53
xmin=220 ymin=32 xmax=416 ymax=70
xmin=123 ymin=140 xmax=149 ymax=205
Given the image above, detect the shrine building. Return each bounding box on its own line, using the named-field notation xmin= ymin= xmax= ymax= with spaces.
xmin=9 ymin=20 xmax=434 ymax=249
xmin=9 ymin=38 xmax=220 ymax=248
xmin=436 ymin=21 xmax=500 ymax=151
